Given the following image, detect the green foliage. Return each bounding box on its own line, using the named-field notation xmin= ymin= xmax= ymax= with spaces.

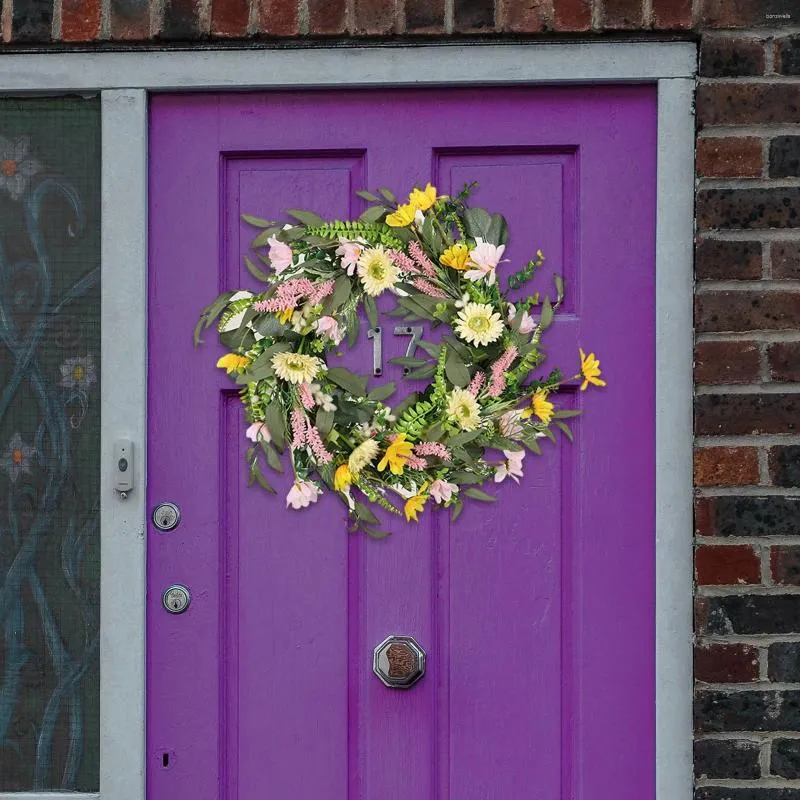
xmin=304 ymin=220 xmax=405 ymax=250
xmin=394 ymin=399 xmax=434 ymax=439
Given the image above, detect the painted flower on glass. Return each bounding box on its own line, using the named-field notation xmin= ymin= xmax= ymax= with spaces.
xmin=60 ymin=354 xmax=97 ymax=392
xmin=0 ymin=136 xmax=42 ymax=201
xmin=3 ymin=433 xmax=34 ymax=482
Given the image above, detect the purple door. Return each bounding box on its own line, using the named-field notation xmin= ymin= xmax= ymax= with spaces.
xmin=148 ymin=86 xmax=656 ymax=799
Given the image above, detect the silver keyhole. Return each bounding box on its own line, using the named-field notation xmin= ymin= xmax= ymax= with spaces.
xmin=162 ymin=585 xmax=190 ymax=614
xmin=152 ymin=502 xmax=181 ymax=532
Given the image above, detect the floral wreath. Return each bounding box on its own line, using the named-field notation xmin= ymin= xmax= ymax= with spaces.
xmin=196 ymin=183 xmax=605 ymax=536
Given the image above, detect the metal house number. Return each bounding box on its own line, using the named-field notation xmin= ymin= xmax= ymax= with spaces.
xmin=368 ymin=325 xmax=424 ymax=376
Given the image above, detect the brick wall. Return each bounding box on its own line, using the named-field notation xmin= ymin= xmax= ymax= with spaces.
xmin=4 ymin=0 xmax=800 ymax=797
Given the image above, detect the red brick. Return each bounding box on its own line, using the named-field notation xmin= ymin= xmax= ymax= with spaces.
xmin=696 ymin=239 xmax=762 ymax=280
xmin=696 ymin=137 xmax=762 ymax=178
xmin=600 ymin=0 xmax=643 ymax=28
xmin=651 ymin=0 xmax=691 ymax=29
xmin=696 ymin=497 xmax=714 ymax=537
xmin=697 ymin=188 xmax=800 ymax=231
xmin=696 ymin=292 xmax=800 ymax=333
xmin=772 ymin=242 xmax=800 ymax=279
xmin=697 ymin=83 xmax=800 ymax=128
xmin=701 ymin=37 xmax=765 ymax=78
xmin=405 ymin=0 xmax=445 ymax=31
xmin=309 ymin=0 xmax=346 ymax=33
xmin=699 ymin=0 xmax=795 ymax=28
xmin=61 ymin=0 xmax=100 ymax=40
xmin=768 ymin=342 xmax=800 ymax=382
xmin=211 ymin=0 xmax=249 ymax=36
xmin=353 ymin=0 xmax=394 ymax=33
xmin=500 ymin=0 xmax=552 ymax=31
xmin=694 ymin=642 xmax=759 ymax=683
xmin=110 ymin=0 xmax=150 ymax=39
xmin=695 ymin=394 xmax=800 ymax=436
xmin=694 ymin=340 xmax=760 ymax=384
xmin=694 ymin=447 xmax=759 ymax=487
xmin=257 ymin=0 xmax=297 ymax=35
xmin=553 ymin=0 xmax=590 ymax=30
xmin=696 ymin=544 xmax=761 ymax=585
xmin=772 ymin=546 xmax=800 ymax=585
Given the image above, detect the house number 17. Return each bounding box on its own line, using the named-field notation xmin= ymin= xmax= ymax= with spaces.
xmin=366 ymin=325 xmax=424 ymax=377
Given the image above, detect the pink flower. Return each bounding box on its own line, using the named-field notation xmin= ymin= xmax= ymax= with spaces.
xmin=494 ymin=449 xmax=525 ymax=484
xmin=245 ymin=422 xmax=271 ymax=443
xmin=290 ymin=407 xmax=307 ymax=449
xmin=464 ymin=238 xmax=507 ymax=286
xmin=405 ymin=454 xmax=428 ymax=470
xmin=429 ymin=479 xmax=458 ymax=505
xmin=286 ymin=479 xmax=321 ymax=509
xmin=298 ymin=383 xmax=315 ymax=410
xmin=306 ymin=424 xmax=334 ymax=464
xmin=499 ymin=410 xmax=523 ymax=439
xmin=316 ymin=315 xmax=343 ymax=345
xmin=413 ymin=441 xmax=452 ymax=461
xmin=413 ymin=278 xmax=446 ymax=298
xmin=336 ymin=238 xmax=363 ymax=276
xmin=507 ymin=303 xmax=535 ymax=335
xmin=487 ymin=346 xmax=518 ymax=399
xmin=408 ymin=241 xmax=436 ymax=278
xmin=467 ymin=370 xmax=486 ymax=397
xmin=267 ymin=235 xmax=293 ymax=274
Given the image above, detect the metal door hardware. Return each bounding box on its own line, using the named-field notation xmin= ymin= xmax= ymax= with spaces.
xmin=373 ymin=635 xmax=426 ymax=688
xmin=162 ymin=584 xmax=191 ymax=614
xmin=152 ymin=502 xmax=181 ymax=532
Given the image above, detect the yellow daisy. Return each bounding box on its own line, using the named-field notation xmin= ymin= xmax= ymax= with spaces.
xmin=377 ymin=433 xmax=414 ymax=476
xmin=521 ymin=388 xmax=554 ymax=424
xmin=579 ymin=348 xmax=607 ymax=391
xmin=404 ymin=483 xmax=429 ymax=522
xmin=271 ymin=351 xmax=322 ymax=385
xmin=408 ymin=183 xmax=438 ymax=212
xmin=447 ymin=388 xmax=481 ymax=431
xmin=440 ymin=242 xmax=469 ymax=271
xmin=334 ymin=464 xmax=352 ymax=492
xmin=216 ymin=353 xmax=250 ymax=374
xmin=386 ymin=203 xmax=417 ymax=228
xmin=454 ymin=302 xmax=505 ymax=347
xmin=357 ymin=246 xmax=399 ymax=296
xmin=348 ymin=439 xmax=380 ymax=475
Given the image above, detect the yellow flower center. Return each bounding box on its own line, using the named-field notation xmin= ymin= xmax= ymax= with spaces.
xmin=72 ymin=365 xmax=84 ymax=381
xmin=285 ymin=356 xmax=305 ymax=372
xmin=11 ymin=448 xmax=24 ymax=465
xmin=468 ymin=316 xmax=489 ymax=331
xmin=2 ymin=160 xmax=17 ymax=177
xmin=456 ymin=403 xmax=472 ymax=417
xmin=366 ymin=260 xmax=386 ymax=280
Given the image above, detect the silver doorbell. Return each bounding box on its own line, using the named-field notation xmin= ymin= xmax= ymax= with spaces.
xmin=114 ymin=438 xmax=134 ymax=497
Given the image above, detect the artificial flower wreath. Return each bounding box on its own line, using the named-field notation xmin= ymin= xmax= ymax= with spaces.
xmin=196 ymin=183 xmax=605 ymax=536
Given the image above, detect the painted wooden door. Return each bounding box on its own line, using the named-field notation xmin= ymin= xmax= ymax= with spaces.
xmin=148 ymin=86 xmax=656 ymax=799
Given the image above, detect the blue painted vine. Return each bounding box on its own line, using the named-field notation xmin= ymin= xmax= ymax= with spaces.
xmin=0 ymin=128 xmax=100 ymax=792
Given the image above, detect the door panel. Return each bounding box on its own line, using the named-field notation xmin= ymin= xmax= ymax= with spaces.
xmin=148 ymin=86 xmax=656 ymax=799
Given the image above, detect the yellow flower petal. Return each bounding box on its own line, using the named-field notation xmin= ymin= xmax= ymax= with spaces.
xmin=579 ymin=348 xmax=607 ymax=391
xmin=440 ymin=242 xmax=469 ymax=271
xmin=531 ymin=389 xmax=554 ymax=424
xmin=408 ymin=183 xmax=437 ymax=212
xmin=404 ymin=485 xmax=429 ymax=522
xmin=377 ymin=433 xmax=414 ymax=475
xmin=334 ymin=464 xmax=352 ymax=492
xmin=386 ymin=203 xmax=417 ymax=228
xmin=216 ymin=353 xmax=251 ymax=374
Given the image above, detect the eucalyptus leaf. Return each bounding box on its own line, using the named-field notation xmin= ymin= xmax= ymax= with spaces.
xmin=448 ymin=429 xmax=481 ymax=447
xmin=364 ymin=294 xmax=378 ymax=329
xmin=540 ymin=296 xmax=554 ymax=329
xmin=447 ymin=471 xmax=483 ymax=485
xmin=553 ymin=409 xmax=582 ymax=419
xmin=555 ymin=421 xmax=574 ymax=441
xmin=523 ymin=436 xmax=542 ymax=455
xmin=251 ymin=460 xmax=277 ymax=494
xmin=464 ymin=207 xmax=491 ymax=239
xmin=360 ymin=205 xmax=388 ymax=223
xmin=445 ymin=351 xmax=470 ymax=388
xmin=286 ymin=209 xmax=326 ymax=227
xmin=554 ymin=274 xmax=565 ymax=302
xmin=464 ymin=487 xmax=496 ymax=503
xmin=328 ymin=275 xmax=352 ymax=312
xmin=327 ymin=367 xmax=368 ymax=397
xmin=417 ymin=340 xmax=442 ymax=358
xmin=450 ymin=500 xmax=464 ymax=522
xmin=379 ymin=187 xmax=397 ymax=203
xmin=485 ymin=436 xmax=524 ymax=451
xmin=241 ymin=214 xmax=275 ymax=228
xmin=405 ymin=362 xmax=437 ymax=380
xmin=425 ymin=422 xmax=443 ymax=441
xmin=245 ymin=256 xmax=269 ymax=282
xmin=486 ymin=212 xmax=509 ymax=246
xmin=253 ymin=315 xmax=286 ymax=338
xmin=355 ymin=502 xmax=380 ymax=525
xmin=443 ymin=335 xmax=471 ymax=361
xmin=316 ymin=409 xmax=335 ymax=439
xmin=264 ymin=403 xmax=286 ymax=452
xmin=347 ymin=314 xmax=361 ymax=348
xmin=253 ymin=229 xmax=275 ymax=248
xmin=388 ymin=356 xmax=427 ymax=367
xmin=356 ymin=190 xmax=380 ymax=202
xmin=367 ymin=382 xmax=397 ymax=403
xmin=262 ymin=441 xmax=284 ymax=473
xmin=364 ymin=526 xmax=391 ymax=539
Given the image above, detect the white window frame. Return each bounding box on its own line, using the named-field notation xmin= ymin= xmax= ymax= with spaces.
xmin=0 ymin=42 xmax=696 ymax=800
